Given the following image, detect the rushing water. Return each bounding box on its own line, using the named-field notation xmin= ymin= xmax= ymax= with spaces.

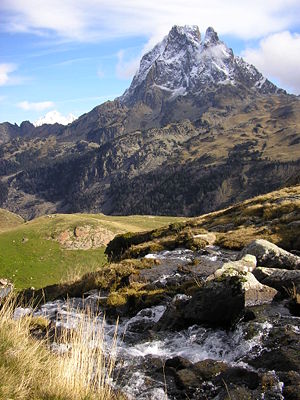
xmin=15 ymin=247 xmax=300 ymax=399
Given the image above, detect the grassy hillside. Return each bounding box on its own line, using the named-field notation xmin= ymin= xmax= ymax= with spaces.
xmin=0 ymin=209 xmax=24 ymax=233
xmin=0 ymin=212 xmax=185 ymax=290
xmin=106 ymin=185 xmax=300 ymax=261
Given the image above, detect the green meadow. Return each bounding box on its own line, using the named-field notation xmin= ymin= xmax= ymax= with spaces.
xmin=0 ymin=210 xmax=185 ymax=290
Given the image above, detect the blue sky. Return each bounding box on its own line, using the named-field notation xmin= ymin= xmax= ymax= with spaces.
xmin=1 ymin=0 xmax=300 ymax=125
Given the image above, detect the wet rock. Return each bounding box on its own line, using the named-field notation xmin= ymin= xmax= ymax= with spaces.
xmin=216 ymin=386 xmax=259 ymax=400
xmin=174 ymin=368 xmax=201 ymax=390
xmin=193 ymin=359 xmax=228 ymax=380
xmin=248 ymin=326 xmax=300 ymax=374
xmin=0 ymin=278 xmax=13 ymax=300
xmin=279 ymin=371 xmax=300 ymax=400
xmin=125 ymin=305 xmax=166 ymax=334
xmin=254 ymin=267 xmax=300 ymax=294
xmin=167 ymin=359 xmax=228 ymax=398
xmin=165 ymin=356 xmax=193 ymax=371
xmin=288 ymin=297 xmax=300 ymax=317
xmin=242 ymin=309 xmax=256 ymax=322
xmin=217 ymin=366 xmax=260 ymax=390
xmin=155 ymin=276 xmax=245 ymax=330
xmin=239 ymin=239 xmax=300 ymax=270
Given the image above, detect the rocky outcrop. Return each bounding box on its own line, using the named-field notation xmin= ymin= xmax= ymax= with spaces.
xmin=239 ymin=239 xmax=300 ymax=270
xmin=56 ymin=225 xmax=115 ymax=249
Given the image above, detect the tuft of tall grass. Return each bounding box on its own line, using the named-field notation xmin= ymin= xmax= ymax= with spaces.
xmin=0 ymin=295 xmax=122 ymax=400
xmin=52 ymin=307 xmax=120 ymax=400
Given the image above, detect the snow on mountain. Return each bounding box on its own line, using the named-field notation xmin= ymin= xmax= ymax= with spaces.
xmin=121 ymin=25 xmax=280 ymax=106
xmin=34 ymin=110 xmax=76 ymax=127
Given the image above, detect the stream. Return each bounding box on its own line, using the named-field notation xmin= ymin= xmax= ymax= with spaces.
xmin=15 ymin=247 xmax=300 ymax=399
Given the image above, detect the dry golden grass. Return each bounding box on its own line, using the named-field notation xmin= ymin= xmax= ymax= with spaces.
xmin=52 ymin=308 xmax=120 ymax=400
xmin=0 ymin=295 xmax=122 ymax=400
xmin=106 ymin=185 xmax=300 ymax=259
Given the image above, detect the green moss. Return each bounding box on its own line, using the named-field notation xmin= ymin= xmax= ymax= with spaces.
xmin=107 ymin=292 xmax=127 ymax=307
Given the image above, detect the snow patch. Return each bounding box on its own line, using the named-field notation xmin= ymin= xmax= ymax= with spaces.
xmin=34 ymin=110 xmax=76 ymax=126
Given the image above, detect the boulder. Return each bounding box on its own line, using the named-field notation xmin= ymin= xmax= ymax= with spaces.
xmin=254 ymin=267 xmax=300 ymax=294
xmin=208 ymin=254 xmax=257 ymax=278
xmin=0 ymin=279 xmax=13 ymax=300
xmin=207 ymin=255 xmax=277 ymax=306
xmin=240 ymin=272 xmax=278 ymax=306
xmin=155 ymin=276 xmax=245 ymax=330
xmin=239 ymin=239 xmax=300 ymax=270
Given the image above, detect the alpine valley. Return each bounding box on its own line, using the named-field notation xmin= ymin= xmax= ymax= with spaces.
xmin=0 ymin=25 xmax=300 ymax=220
xmin=1 ymin=24 xmax=300 ymax=400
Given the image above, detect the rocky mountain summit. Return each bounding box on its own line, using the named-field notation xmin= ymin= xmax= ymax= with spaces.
xmin=0 ymin=26 xmax=299 ymax=219
xmin=121 ymin=25 xmax=280 ymax=108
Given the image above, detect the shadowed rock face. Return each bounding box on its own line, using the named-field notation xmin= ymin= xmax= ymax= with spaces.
xmin=0 ymin=25 xmax=299 ymax=219
xmin=155 ymin=276 xmax=245 ymax=331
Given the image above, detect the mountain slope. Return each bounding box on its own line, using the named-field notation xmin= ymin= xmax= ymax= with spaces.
xmin=0 ymin=25 xmax=299 ymax=219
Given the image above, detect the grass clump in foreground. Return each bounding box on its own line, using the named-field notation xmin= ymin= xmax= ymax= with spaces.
xmin=0 ymin=296 xmax=122 ymax=400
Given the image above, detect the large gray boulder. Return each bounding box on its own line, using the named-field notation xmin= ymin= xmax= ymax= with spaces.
xmin=207 ymin=255 xmax=277 ymax=306
xmin=254 ymin=267 xmax=300 ymax=295
xmin=239 ymin=239 xmax=300 ymax=270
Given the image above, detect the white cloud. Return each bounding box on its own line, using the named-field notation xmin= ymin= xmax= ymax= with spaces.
xmin=1 ymin=0 xmax=300 ymax=42
xmin=242 ymin=31 xmax=300 ymax=94
xmin=0 ymin=63 xmax=17 ymax=85
xmin=116 ymin=50 xmax=140 ymax=79
xmin=17 ymin=100 xmax=54 ymax=111
xmin=34 ymin=110 xmax=76 ymax=126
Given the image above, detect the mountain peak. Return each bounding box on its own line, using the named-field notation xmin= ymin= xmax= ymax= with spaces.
xmin=120 ymin=25 xmax=281 ymax=107
xmin=169 ymin=25 xmax=201 ymax=43
xmin=204 ymin=26 xmax=219 ymax=46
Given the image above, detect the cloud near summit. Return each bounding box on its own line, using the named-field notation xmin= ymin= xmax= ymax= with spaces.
xmin=1 ymin=0 xmax=300 ymax=42
xmin=243 ymin=31 xmax=300 ymax=94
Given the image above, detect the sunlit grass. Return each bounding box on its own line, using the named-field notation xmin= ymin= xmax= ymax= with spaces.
xmin=0 ymin=296 xmax=122 ymax=400
xmin=0 ymin=212 xmax=185 ymax=290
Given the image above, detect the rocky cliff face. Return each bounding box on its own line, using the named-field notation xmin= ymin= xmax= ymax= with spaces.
xmin=0 ymin=25 xmax=299 ymax=219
